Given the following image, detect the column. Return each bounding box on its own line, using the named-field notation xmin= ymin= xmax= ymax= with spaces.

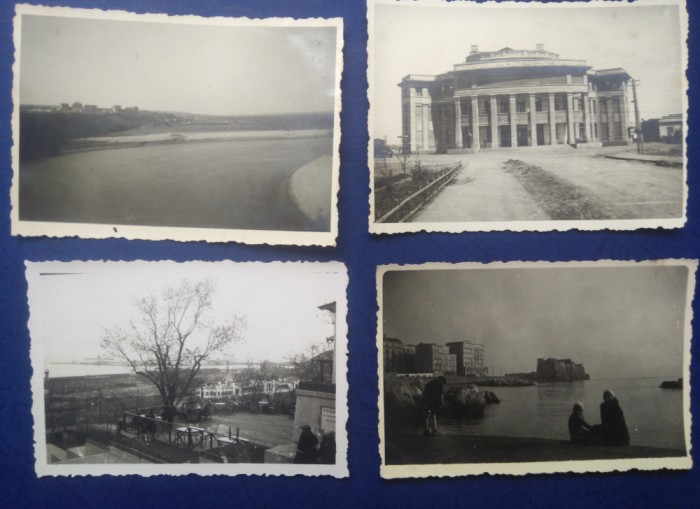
xmin=548 ymin=93 xmax=556 ymax=145
xmin=619 ymin=85 xmax=630 ymax=142
xmin=489 ymin=95 xmax=499 ymax=148
xmin=566 ymin=92 xmax=575 ymax=144
xmin=509 ymin=94 xmax=517 ymax=148
xmin=528 ymin=94 xmax=537 ymax=146
xmin=454 ymin=99 xmax=462 ymax=149
xmin=423 ymin=105 xmax=430 ymax=151
xmin=471 ymin=96 xmax=480 ymax=151
xmin=583 ymin=94 xmax=592 ymax=142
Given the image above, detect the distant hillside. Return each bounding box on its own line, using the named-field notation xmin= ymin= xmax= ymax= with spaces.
xmin=19 ymin=110 xmax=169 ymax=161
xmin=19 ymin=109 xmax=334 ymax=161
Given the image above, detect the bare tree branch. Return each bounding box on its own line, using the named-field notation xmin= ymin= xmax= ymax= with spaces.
xmin=101 ymin=279 xmax=246 ymax=408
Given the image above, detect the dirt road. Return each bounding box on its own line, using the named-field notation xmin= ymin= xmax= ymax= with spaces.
xmin=409 ymin=146 xmax=683 ymax=223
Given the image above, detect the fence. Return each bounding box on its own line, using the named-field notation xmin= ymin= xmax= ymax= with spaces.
xmin=376 ymin=162 xmax=463 ymax=223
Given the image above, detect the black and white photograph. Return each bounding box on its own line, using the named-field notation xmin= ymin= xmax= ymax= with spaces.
xmin=378 ymin=260 xmax=695 ymax=477
xmin=27 ymin=261 xmax=348 ymax=477
xmin=12 ymin=5 xmax=342 ymax=245
xmin=368 ymin=0 xmax=687 ymax=233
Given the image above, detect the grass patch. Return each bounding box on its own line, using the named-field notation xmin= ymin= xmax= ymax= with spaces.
xmin=504 ymin=159 xmax=616 ymax=220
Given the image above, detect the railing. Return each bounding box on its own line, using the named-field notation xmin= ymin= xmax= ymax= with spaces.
xmin=120 ymin=410 xmax=264 ymax=451
xmin=376 ymin=162 xmax=463 ymax=223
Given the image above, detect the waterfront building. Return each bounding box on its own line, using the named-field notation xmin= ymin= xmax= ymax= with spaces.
xmin=399 ymin=44 xmax=633 ymax=154
xmin=383 ymin=337 xmax=416 ymax=374
xmin=536 ymin=357 xmax=589 ymax=382
xmin=415 ymin=343 xmax=457 ymax=375
xmin=446 ymin=340 xmax=487 ymax=377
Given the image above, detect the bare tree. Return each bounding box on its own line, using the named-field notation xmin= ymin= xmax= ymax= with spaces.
xmin=101 ymin=279 xmax=246 ymax=409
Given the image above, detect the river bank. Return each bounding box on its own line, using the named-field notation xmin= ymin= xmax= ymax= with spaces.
xmin=61 ymin=129 xmax=332 ymax=155
xmin=288 ymin=155 xmax=333 ymax=229
xmin=384 ymin=433 xmax=686 ymax=465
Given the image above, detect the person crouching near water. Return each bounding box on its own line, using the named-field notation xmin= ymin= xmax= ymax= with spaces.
xmin=600 ymin=390 xmax=630 ymax=446
xmin=568 ymin=402 xmax=597 ymax=445
xmin=422 ymin=376 xmax=447 ymax=436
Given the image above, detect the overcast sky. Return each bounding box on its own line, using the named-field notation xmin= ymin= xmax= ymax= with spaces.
xmin=27 ymin=261 xmax=345 ymax=365
xmin=20 ymin=13 xmax=338 ymax=115
xmin=372 ymin=1 xmax=685 ymax=142
xmin=382 ymin=264 xmax=691 ymax=379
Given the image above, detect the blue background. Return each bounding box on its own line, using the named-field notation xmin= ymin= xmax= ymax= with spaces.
xmin=0 ymin=0 xmax=698 ymax=507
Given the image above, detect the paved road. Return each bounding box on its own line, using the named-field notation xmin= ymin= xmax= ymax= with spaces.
xmin=410 ymin=147 xmax=683 ymax=223
xmin=206 ymin=413 xmax=294 ymax=448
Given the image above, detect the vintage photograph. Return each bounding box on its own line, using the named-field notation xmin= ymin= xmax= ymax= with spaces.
xmin=369 ymin=0 xmax=687 ymax=233
xmin=378 ymin=260 xmax=695 ymax=477
xmin=12 ymin=5 xmax=342 ymax=245
xmin=27 ymin=261 xmax=348 ymax=477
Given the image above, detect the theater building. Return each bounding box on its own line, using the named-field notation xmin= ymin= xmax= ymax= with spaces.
xmin=399 ymin=44 xmax=633 ymax=154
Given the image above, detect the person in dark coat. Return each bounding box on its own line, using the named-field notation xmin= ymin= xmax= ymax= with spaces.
xmin=422 ymin=376 xmax=447 ymax=436
xmin=600 ymin=390 xmax=630 ymax=446
xmin=318 ymin=431 xmax=336 ymax=464
xmin=568 ymin=402 xmax=596 ymax=445
xmin=294 ymin=425 xmax=319 ymax=464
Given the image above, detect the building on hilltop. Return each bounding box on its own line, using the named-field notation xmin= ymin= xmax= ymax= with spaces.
xmin=398 ymin=44 xmax=633 ymax=154
xmin=446 ymin=340 xmax=488 ymax=377
xmin=415 ymin=343 xmax=457 ymax=375
xmin=536 ymin=357 xmax=589 ymax=382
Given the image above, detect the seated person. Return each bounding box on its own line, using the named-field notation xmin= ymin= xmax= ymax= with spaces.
xmin=568 ymin=402 xmax=597 ymax=445
xmin=600 ymin=390 xmax=630 ymax=446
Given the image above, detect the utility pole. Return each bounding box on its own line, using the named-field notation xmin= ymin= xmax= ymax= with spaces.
xmin=631 ymin=79 xmax=644 ymax=154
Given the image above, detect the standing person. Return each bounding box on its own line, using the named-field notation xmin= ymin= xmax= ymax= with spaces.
xmin=600 ymin=390 xmax=630 ymax=446
xmin=568 ymin=402 xmax=596 ymax=445
xmin=422 ymin=376 xmax=447 ymax=436
xmin=294 ymin=425 xmax=319 ymax=464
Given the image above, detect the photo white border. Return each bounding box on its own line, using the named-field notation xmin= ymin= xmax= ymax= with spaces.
xmin=367 ymin=0 xmax=689 ymax=234
xmin=27 ymin=260 xmax=349 ymax=478
xmin=377 ymin=259 xmax=695 ymax=477
xmin=11 ymin=4 xmax=343 ymax=246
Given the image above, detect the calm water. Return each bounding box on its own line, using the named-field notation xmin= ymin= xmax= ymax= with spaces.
xmin=20 ymin=135 xmax=332 ymax=231
xmin=439 ymin=379 xmax=686 ymax=451
xmin=47 ymin=363 xmax=133 ymax=378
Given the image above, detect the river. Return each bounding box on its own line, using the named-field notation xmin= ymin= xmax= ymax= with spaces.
xmin=19 ymin=134 xmax=332 ymax=231
xmin=437 ymin=378 xmax=686 ymax=451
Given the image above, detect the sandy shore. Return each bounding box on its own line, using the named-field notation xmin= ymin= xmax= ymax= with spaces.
xmin=384 ymin=433 xmax=686 ymax=465
xmin=62 ymin=129 xmax=333 ymax=154
xmin=288 ymin=155 xmax=333 ymax=229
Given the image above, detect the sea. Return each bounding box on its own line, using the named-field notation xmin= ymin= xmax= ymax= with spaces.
xmin=439 ymin=378 xmax=686 ymax=451
xmin=47 ymin=363 xmax=133 ymax=379
xmin=19 ymin=134 xmax=332 ymax=231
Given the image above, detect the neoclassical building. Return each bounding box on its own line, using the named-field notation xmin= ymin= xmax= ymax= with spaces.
xmin=399 ymin=44 xmax=633 ymax=153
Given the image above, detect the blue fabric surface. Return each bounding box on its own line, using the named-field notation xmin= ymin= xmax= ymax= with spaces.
xmin=0 ymin=0 xmax=698 ymax=507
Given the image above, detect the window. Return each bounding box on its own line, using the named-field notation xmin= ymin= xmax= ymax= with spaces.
xmin=555 ymin=94 xmax=566 ymax=111
xmin=573 ymin=96 xmax=583 ymax=111
xmin=415 ymin=87 xmax=423 ymax=97
xmin=516 ymin=98 xmax=527 ymax=113
xmin=535 ymin=96 xmax=545 ymax=112
xmin=498 ymin=99 xmax=509 ymax=114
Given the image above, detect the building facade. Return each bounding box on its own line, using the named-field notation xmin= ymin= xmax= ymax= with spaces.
xmin=536 ymin=357 xmax=589 ymax=382
xmin=446 ymin=340 xmax=488 ymax=377
xmin=399 ymin=44 xmax=633 ymax=154
xmin=383 ymin=337 xmax=416 ymax=374
xmin=415 ymin=343 xmax=457 ymax=375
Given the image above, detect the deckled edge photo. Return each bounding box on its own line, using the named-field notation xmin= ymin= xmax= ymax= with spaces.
xmin=27 ymin=260 xmax=349 ymax=477
xmin=367 ymin=0 xmax=688 ymax=234
xmin=11 ymin=4 xmax=343 ymax=246
xmin=377 ymin=259 xmax=695 ymax=478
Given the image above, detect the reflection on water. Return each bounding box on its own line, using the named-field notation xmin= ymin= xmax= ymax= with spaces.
xmin=439 ymin=379 xmax=685 ymax=450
